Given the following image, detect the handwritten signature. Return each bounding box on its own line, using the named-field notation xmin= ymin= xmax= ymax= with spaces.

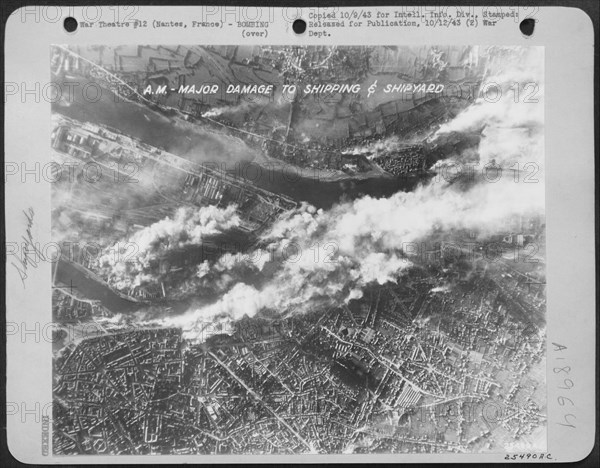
xmin=10 ymin=208 xmax=46 ymax=288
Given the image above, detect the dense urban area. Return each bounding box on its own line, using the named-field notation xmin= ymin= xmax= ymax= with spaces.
xmin=50 ymin=45 xmax=546 ymax=455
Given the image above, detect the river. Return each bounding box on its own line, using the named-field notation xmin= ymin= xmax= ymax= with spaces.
xmin=54 ymin=79 xmax=421 ymax=209
xmin=53 ymin=79 xmax=425 ymax=314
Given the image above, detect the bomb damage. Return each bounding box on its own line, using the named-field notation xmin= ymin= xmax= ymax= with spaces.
xmin=49 ymin=44 xmax=546 ymax=455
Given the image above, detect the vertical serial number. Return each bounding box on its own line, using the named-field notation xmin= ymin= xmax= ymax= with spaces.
xmin=553 ymin=342 xmax=576 ymax=429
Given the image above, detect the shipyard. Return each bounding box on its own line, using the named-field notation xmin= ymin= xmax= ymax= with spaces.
xmin=48 ymin=44 xmax=547 ymax=456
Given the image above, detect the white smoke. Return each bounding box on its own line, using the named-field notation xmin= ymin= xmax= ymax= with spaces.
xmin=160 ymin=282 xmax=267 ymax=340
xmin=342 ymin=136 xmax=418 ymax=160
xmin=201 ymin=93 xmax=290 ymax=120
xmin=435 ymin=46 xmax=544 ymax=168
xmin=97 ymin=205 xmax=240 ymax=290
xmin=167 ymin=178 xmax=542 ymax=341
xmin=153 ymin=46 xmax=545 ymax=342
xmin=201 ymin=101 xmax=256 ymax=118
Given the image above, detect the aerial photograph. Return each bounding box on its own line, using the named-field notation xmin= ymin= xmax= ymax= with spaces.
xmin=50 ymin=44 xmax=546 ymax=455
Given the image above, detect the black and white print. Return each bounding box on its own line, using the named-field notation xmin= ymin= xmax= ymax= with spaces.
xmin=50 ymin=45 xmax=546 ymax=455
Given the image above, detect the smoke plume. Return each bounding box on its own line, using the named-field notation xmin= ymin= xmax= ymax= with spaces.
xmin=152 ymin=46 xmax=545 ymax=341
xmin=97 ymin=205 xmax=240 ymax=291
xmin=342 ymin=136 xmax=417 ymax=160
